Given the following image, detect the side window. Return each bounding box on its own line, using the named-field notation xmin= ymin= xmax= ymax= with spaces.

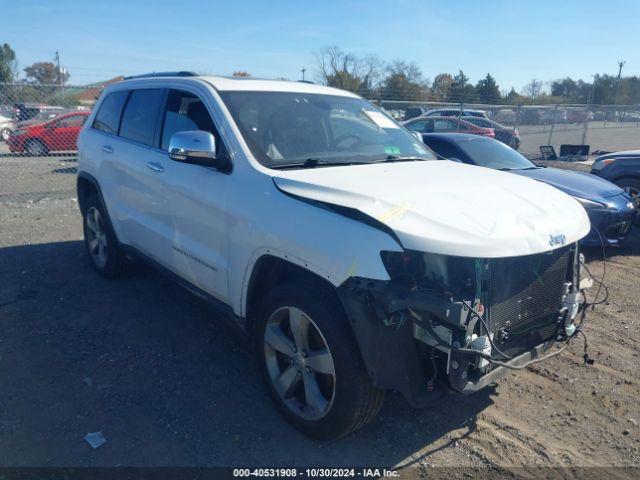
xmin=119 ymin=89 xmax=164 ymax=146
xmin=406 ymin=120 xmax=427 ymax=132
xmin=160 ymin=90 xmax=217 ymax=151
xmin=59 ymin=115 xmax=87 ymax=128
xmin=433 ymin=119 xmax=456 ymax=131
xmin=93 ymin=91 xmax=129 ymax=134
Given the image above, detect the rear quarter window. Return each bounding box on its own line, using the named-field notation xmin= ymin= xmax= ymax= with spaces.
xmin=93 ymin=91 xmax=129 ymax=135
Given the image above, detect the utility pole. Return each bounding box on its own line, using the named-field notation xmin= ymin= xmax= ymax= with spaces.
xmin=55 ymin=50 xmax=63 ymax=95
xmin=301 ymin=67 xmax=306 ymax=81
xmin=589 ymin=75 xmax=596 ymax=105
xmin=613 ymin=60 xmax=625 ymax=105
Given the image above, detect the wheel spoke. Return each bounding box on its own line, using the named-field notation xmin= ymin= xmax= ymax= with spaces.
xmin=98 ymin=242 xmax=106 ymax=262
xmin=274 ymin=365 xmax=300 ymax=398
xmin=305 ymin=349 xmax=334 ymax=375
xmin=93 ymin=210 xmax=102 ymax=234
xmin=289 ymin=308 xmax=309 ymax=351
xmin=302 ymin=371 xmax=328 ymax=414
xmin=89 ymin=238 xmax=99 ymax=254
xmin=86 ymin=214 xmax=98 ymax=235
xmin=264 ymin=324 xmax=295 ymax=358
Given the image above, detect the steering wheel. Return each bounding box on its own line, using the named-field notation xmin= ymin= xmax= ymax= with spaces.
xmin=333 ymin=134 xmax=363 ymax=150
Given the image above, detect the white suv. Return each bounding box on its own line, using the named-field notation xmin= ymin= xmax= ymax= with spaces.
xmin=77 ymin=72 xmax=590 ymax=439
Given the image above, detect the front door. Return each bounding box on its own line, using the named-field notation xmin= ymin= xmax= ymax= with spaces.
xmin=152 ymin=89 xmax=231 ymax=303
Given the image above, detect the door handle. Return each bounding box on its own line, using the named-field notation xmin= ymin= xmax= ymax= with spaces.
xmin=101 ymin=145 xmax=113 ymax=154
xmin=146 ymin=161 xmax=165 ymax=173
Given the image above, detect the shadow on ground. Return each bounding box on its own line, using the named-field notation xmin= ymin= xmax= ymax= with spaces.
xmin=0 ymin=241 xmax=495 ymax=467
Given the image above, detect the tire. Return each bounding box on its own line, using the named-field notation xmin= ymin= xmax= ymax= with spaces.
xmin=82 ymin=193 xmax=128 ymax=277
xmin=25 ymin=138 xmax=48 ymax=156
xmin=0 ymin=128 xmax=10 ymax=142
xmin=255 ymin=280 xmax=385 ymax=439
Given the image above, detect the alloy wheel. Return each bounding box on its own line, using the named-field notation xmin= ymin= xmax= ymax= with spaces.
xmin=85 ymin=207 xmax=108 ymax=268
xmin=263 ymin=306 xmax=336 ymax=421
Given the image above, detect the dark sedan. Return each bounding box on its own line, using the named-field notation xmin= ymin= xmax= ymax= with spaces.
xmin=591 ymin=150 xmax=640 ymax=209
xmin=421 ymin=133 xmax=637 ymax=247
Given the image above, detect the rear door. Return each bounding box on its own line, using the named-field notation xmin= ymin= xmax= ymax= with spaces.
xmin=107 ymin=88 xmax=168 ymax=262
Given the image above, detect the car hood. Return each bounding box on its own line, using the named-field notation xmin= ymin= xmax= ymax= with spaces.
xmin=273 ymin=161 xmax=590 ymax=258
xmin=512 ymin=167 xmax=623 ymax=199
xmin=597 ymin=150 xmax=640 ymax=159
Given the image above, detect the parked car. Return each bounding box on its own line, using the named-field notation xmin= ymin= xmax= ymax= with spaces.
xmin=421 ymin=133 xmax=636 ymax=247
xmin=462 ymin=116 xmax=520 ymax=149
xmin=404 ymin=106 xmax=427 ymax=120
xmin=566 ymin=110 xmax=594 ymax=124
xmin=403 ymin=115 xmax=495 ymax=137
xmin=519 ymin=108 xmax=544 ymax=125
xmin=12 ymin=102 xmax=66 ymax=123
xmin=77 ymin=73 xmax=590 ymax=439
xmin=0 ymin=112 xmax=15 ymax=141
xmin=8 ymin=111 xmax=89 ymax=155
xmin=591 ymin=150 xmax=640 ymax=210
xmin=423 ymin=108 xmax=489 ymax=119
xmin=542 ymin=109 xmax=568 ymax=124
xmin=492 ymin=108 xmax=516 ymax=125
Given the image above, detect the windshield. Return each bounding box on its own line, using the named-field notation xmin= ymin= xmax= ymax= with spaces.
xmin=219 ymin=91 xmax=435 ymax=168
xmin=456 ymin=137 xmax=536 ymax=170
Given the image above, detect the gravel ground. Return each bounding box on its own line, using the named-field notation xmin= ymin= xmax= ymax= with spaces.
xmin=0 ymin=158 xmax=639 ymax=476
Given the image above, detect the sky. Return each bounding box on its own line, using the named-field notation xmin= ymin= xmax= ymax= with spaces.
xmin=3 ymin=0 xmax=639 ymax=91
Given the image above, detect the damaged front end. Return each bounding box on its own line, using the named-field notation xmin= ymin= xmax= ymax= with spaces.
xmin=338 ymin=244 xmax=585 ymax=405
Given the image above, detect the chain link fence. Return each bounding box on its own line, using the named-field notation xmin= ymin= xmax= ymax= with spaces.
xmin=379 ymin=100 xmax=640 ymax=159
xmin=1 ymin=81 xmax=639 ymax=203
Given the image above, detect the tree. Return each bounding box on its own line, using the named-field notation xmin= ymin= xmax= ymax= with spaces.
xmin=522 ymin=79 xmax=543 ymax=98
xmin=378 ymin=60 xmax=428 ymax=101
xmin=431 ymin=73 xmax=453 ymax=101
xmin=505 ymin=87 xmax=525 ymax=104
xmin=314 ymin=46 xmax=383 ymax=94
xmin=448 ymin=70 xmax=475 ymax=102
xmin=0 ymin=43 xmax=17 ymax=83
xmin=475 ymin=74 xmax=501 ymax=104
xmin=24 ymin=61 xmax=69 ymax=85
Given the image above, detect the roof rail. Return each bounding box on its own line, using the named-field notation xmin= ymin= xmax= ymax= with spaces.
xmin=123 ymin=71 xmax=198 ymax=80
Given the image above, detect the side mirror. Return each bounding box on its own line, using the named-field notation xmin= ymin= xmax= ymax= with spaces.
xmin=411 ymin=131 xmax=423 ymax=142
xmin=168 ymin=130 xmax=230 ymax=171
xmin=448 ymin=157 xmax=463 ymax=163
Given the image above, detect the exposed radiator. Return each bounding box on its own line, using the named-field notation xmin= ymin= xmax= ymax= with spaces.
xmin=487 ymin=246 xmax=571 ymax=358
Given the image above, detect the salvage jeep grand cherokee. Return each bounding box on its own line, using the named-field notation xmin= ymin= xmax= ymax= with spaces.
xmin=76 ymin=72 xmax=591 ymax=439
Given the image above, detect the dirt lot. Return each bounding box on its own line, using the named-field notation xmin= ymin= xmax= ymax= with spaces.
xmin=518 ymin=122 xmax=640 ymax=158
xmin=0 ymin=155 xmax=639 ymax=476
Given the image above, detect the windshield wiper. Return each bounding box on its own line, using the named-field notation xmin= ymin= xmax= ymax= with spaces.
xmin=270 ymin=158 xmax=368 ymax=170
xmin=383 ymin=155 xmax=429 ymax=163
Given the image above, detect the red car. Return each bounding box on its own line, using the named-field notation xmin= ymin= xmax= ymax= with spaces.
xmin=8 ymin=111 xmax=90 ymax=155
xmin=403 ymin=115 xmax=495 ymax=138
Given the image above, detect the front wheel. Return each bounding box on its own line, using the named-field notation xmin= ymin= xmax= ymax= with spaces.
xmin=255 ymin=281 xmax=385 ymax=439
xmin=0 ymin=128 xmax=10 ymax=142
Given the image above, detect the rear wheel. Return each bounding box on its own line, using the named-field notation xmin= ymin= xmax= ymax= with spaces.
xmin=25 ymin=138 xmax=47 ymax=156
xmin=255 ymin=281 xmax=385 ymax=439
xmin=83 ymin=194 xmax=128 ymax=277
